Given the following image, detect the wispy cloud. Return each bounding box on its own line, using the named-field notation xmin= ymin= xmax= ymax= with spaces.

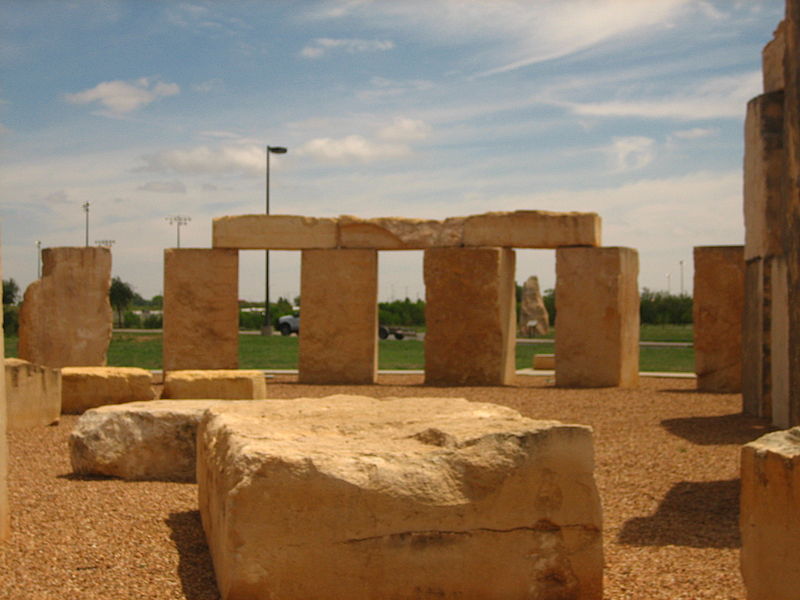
xmin=378 ymin=117 xmax=431 ymax=141
xmin=137 ymin=143 xmax=266 ymax=177
xmin=609 ymin=136 xmax=656 ymax=172
xmin=300 ymin=37 xmax=395 ymax=59
xmin=137 ymin=180 xmax=187 ymax=194
xmin=64 ymin=77 xmax=179 ymax=115
xmin=671 ymin=127 xmax=717 ymax=140
xmin=297 ymin=135 xmax=409 ymax=162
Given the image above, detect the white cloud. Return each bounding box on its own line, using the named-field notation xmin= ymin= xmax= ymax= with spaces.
xmin=300 ymin=37 xmax=395 ymax=59
xmin=297 ymin=135 xmax=409 ymax=162
xmin=378 ymin=117 xmax=431 ymax=141
xmin=65 ymin=77 xmax=180 ymax=115
xmin=671 ymin=127 xmax=716 ymax=140
xmin=137 ymin=144 xmax=266 ymax=177
xmin=137 ymin=180 xmax=187 ymax=194
xmin=192 ymin=78 xmax=223 ymax=93
xmin=609 ymin=136 xmax=655 ymax=172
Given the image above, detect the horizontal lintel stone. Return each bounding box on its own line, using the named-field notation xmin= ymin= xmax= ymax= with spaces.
xmin=463 ymin=210 xmax=601 ymax=248
xmin=213 ymin=215 xmax=338 ymax=250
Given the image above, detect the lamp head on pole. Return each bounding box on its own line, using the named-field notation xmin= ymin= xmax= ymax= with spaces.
xmin=267 ymin=146 xmax=288 ymax=154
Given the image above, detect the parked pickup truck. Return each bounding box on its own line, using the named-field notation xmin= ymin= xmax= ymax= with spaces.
xmin=277 ymin=313 xmax=413 ymax=340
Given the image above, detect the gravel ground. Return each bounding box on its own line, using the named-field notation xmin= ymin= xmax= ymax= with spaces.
xmin=0 ymin=375 xmax=771 ymax=599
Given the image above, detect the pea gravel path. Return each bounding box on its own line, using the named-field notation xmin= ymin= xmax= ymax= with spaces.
xmin=0 ymin=375 xmax=771 ymax=599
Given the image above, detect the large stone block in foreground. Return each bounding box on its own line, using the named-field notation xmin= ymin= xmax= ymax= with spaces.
xmin=424 ymin=247 xmax=516 ymax=386
xmin=18 ymin=247 xmax=112 ymax=368
xmin=555 ymin=247 xmax=639 ymax=388
xmin=740 ymin=427 xmax=800 ymax=600
xmin=162 ymin=370 xmax=267 ymax=400
xmin=163 ymin=248 xmax=239 ymax=371
xmin=462 ymin=210 xmax=601 ymax=248
xmin=213 ymin=215 xmax=338 ymax=249
xmin=693 ymin=246 xmax=745 ymax=392
xmin=5 ymin=358 xmax=61 ymax=429
xmin=198 ymin=395 xmax=603 ymax=600
xmin=61 ymin=367 xmax=154 ymax=414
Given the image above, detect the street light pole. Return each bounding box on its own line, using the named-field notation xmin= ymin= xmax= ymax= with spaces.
xmin=82 ymin=202 xmax=90 ymax=247
xmin=165 ymin=216 xmax=191 ymax=248
xmin=679 ymin=260 xmax=685 ymax=296
xmin=35 ymin=240 xmax=41 ymax=279
xmin=263 ymin=145 xmax=287 ymax=335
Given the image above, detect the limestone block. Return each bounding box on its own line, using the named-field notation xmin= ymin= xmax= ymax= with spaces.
xmin=533 ymin=354 xmax=555 ymax=370
xmin=555 ymin=247 xmax=639 ymax=388
xmin=740 ymin=427 xmax=800 ymax=600
xmin=518 ymin=275 xmax=550 ymax=335
xmin=0 ymin=264 xmax=8 ymax=541
xmin=337 ymin=215 xmax=465 ymax=249
xmin=424 ymin=247 xmax=516 ymax=386
xmin=162 ymin=370 xmax=266 ymax=400
xmin=462 ymin=210 xmax=601 ymax=248
xmin=18 ymin=247 xmax=112 ymax=368
xmin=693 ymin=246 xmax=745 ymax=393
xmin=771 ymin=256 xmax=791 ymax=428
xmin=70 ymin=400 xmax=223 ymax=481
xmin=744 ymin=91 xmax=785 ymax=260
xmin=5 ymin=358 xmax=61 ymax=429
xmin=298 ymin=249 xmax=378 ymax=384
xmin=742 ymin=258 xmax=768 ymax=417
xmin=213 ymin=215 xmax=337 ymax=249
xmin=197 ymin=395 xmax=603 ymax=600
xmin=163 ymin=248 xmax=239 ymax=371
xmin=763 ymin=20 xmax=786 ymax=93
xmin=61 ymin=367 xmax=154 ymax=414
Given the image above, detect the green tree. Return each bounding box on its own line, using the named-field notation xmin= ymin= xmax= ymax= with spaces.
xmin=109 ymin=277 xmax=135 ymax=327
xmin=3 ymin=278 xmax=20 ymax=335
xmin=3 ymin=278 xmax=19 ymax=305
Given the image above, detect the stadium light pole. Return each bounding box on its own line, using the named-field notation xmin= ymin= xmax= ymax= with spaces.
xmin=165 ymin=215 xmax=191 ymax=248
xmin=35 ymin=240 xmax=41 ymax=279
xmin=82 ymin=202 xmax=90 ymax=247
xmin=263 ymin=145 xmax=287 ymax=336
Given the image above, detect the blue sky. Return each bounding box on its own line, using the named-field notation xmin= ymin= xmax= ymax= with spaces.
xmin=0 ymin=0 xmax=783 ymax=302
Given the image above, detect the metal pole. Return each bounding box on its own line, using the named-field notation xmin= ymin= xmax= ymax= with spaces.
xmin=177 ymin=221 xmax=181 ymax=248
xmin=36 ymin=240 xmax=41 ymax=279
xmin=263 ymin=147 xmax=271 ymax=334
xmin=679 ymin=260 xmax=684 ymax=296
xmin=82 ymin=202 xmax=90 ymax=247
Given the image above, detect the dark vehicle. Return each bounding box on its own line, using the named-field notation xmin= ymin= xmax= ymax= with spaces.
xmin=278 ymin=313 xmax=412 ymax=340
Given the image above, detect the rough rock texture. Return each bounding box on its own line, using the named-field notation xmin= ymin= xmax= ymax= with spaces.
xmin=462 ymin=210 xmax=601 ymax=248
xmin=555 ymin=247 xmax=640 ymax=388
xmin=213 ymin=215 xmax=337 ymax=249
xmin=337 ymin=215 xmax=465 ymax=249
xmin=740 ymin=426 xmax=800 ymax=600
xmin=743 ymin=258 xmax=769 ymax=417
xmin=693 ymin=246 xmax=745 ymax=393
xmin=18 ymin=247 xmax=112 ymax=368
xmin=424 ymin=247 xmax=516 ymax=386
xmin=298 ymin=249 xmax=378 ymax=384
xmin=70 ymin=400 xmax=223 ymax=481
xmin=518 ymin=275 xmax=549 ymax=336
xmin=60 ymin=367 xmax=154 ymax=414
xmin=770 ymin=256 xmax=791 ymax=427
xmin=197 ymin=395 xmax=603 ymax=600
xmin=162 ymin=370 xmax=267 ymax=400
xmin=163 ymin=248 xmax=239 ymax=371
xmin=4 ymin=358 xmax=60 ymax=430
xmin=533 ymin=354 xmax=556 ymax=370
xmin=0 ymin=265 xmax=8 ymax=542
xmin=763 ymin=20 xmax=786 ymax=93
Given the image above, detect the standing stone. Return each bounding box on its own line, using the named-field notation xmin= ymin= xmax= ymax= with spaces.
xmin=763 ymin=20 xmax=786 ymax=93
xmin=0 ymin=261 xmax=8 ymax=542
xmin=518 ymin=275 xmax=549 ymax=336
xmin=743 ymin=258 xmax=768 ymax=416
xmin=555 ymin=247 xmax=639 ymax=388
xmin=163 ymin=249 xmax=239 ymax=371
xmin=771 ymin=257 xmax=791 ymax=427
xmin=5 ymin=358 xmax=61 ymax=429
xmin=298 ymin=249 xmax=378 ymax=384
xmin=424 ymin=247 xmax=516 ymax=386
xmin=693 ymin=246 xmax=745 ymax=393
xmin=18 ymin=247 xmax=112 ymax=368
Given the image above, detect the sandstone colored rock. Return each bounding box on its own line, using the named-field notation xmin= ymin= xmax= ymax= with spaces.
xmin=555 ymin=247 xmax=639 ymax=388
xmin=337 ymin=215 xmax=465 ymax=249
xmin=61 ymin=367 xmax=154 ymax=414
xmin=162 ymin=370 xmax=266 ymax=400
xmin=424 ymin=247 xmax=516 ymax=386
xmin=771 ymin=256 xmax=791 ymax=428
xmin=197 ymin=395 xmax=603 ymax=600
xmin=0 ymin=267 xmax=8 ymax=541
xmin=163 ymin=248 xmax=239 ymax=371
xmin=740 ymin=426 xmax=800 ymax=600
xmin=462 ymin=210 xmax=601 ymax=248
xmin=693 ymin=246 xmax=745 ymax=393
xmin=763 ymin=20 xmax=786 ymax=93
xmin=213 ymin=215 xmax=337 ymax=249
xmin=5 ymin=358 xmax=61 ymax=429
xmin=533 ymin=354 xmax=556 ymax=370
xmin=742 ymin=258 xmax=768 ymax=417
xmin=18 ymin=247 xmax=112 ymax=368
xmin=518 ymin=275 xmax=550 ymax=336
xmin=70 ymin=400 xmax=223 ymax=481
xmin=298 ymin=249 xmax=378 ymax=384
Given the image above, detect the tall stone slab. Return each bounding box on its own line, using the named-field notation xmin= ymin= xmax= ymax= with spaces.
xmin=771 ymin=256 xmax=791 ymax=427
xmin=424 ymin=247 xmax=516 ymax=386
xmin=0 ymin=261 xmax=8 ymax=542
xmin=693 ymin=246 xmax=745 ymax=393
xmin=163 ymin=249 xmax=239 ymax=371
xmin=743 ymin=258 xmax=769 ymax=416
xmin=18 ymin=247 xmax=112 ymax=367
xmin=298 ymin=249 xmax=378 ymax=384
xmin=518 ymin=275 xmax=550 ymax=336
xmin=555 ymin=247 xmax=639 ymax=388
xmin=763 ymin=20 xmax=786 ymax=93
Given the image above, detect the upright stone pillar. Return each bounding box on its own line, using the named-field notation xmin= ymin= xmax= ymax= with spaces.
xmin=424 ymin=247 xmax=516 ymax=386
xmin=163 ymin=249 xmax=239 ymax=371
xmin=298 ymin=249 xmax=378 ymax=384
xmin=743 ymin=258 xmax=769 ymax=416
xmin=1 ymin=257 xmax=9 ymax=541
xmin=693 ymin=246 xmax=745 ymax=392
xmin=771 ymin=257 xmax=791 ymax=427
xmin=18 ymin=247 xmax=112 ymax=367
xmin=555 ymin=247 xmax=639 ymax=388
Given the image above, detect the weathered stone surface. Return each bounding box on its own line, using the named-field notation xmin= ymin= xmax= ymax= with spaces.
xmin=298 ymin=249 xmax=378 ymax=384
xmin=693 ymin=246 xmax=745 ymax=393
xmin=533 ymin=354 xmax=556 ymax=370
xmin=555 ymin=247 xmax=639 ymax=388
xmin=743 ymin=258 xmax=768 ymax=416
xmin=197 ymin=395 xmax=603 ymax=600
xmin=0 ymin=265 xmax=9 ymax=541
xmin=61 ymin=367 xmax=154 ymax=414
xmin=5 ymin=358 xmax=61 ymax=429
xmin=740 ymin=426 xmax=800 ymax=600
xmin=462 ymin=210 xmax=601 ymax=248
xmin=70 ymin=400 xmax=223 ymax=481
xmin=337 ymin=215 xmax=465 ymax=249
xmin=213 ymin=215 xmax=337 ymax=249
xmin=163 ymin=248 xmax=239 ymax=371
xmin=744 ymin=91 xmax=785 ymax=260
xmin=771 ymin=256 xmax=791 ymax=428
xmin=763 ymin=20 xmax=786 ymax=93
xmin=18 ymin=247 xmax=112 ymax=368
xmin=424 ymin=247 xmax=516 ymax=386
xmin=518 ymin=275 xmax=550 ymax=336
xmin=162 ymin=370 xmax=267 ymax=400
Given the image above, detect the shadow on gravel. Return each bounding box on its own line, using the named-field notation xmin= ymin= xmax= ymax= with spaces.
xmin=57 ymin=472 xmax=117 ymax=481
xmin=166 ymin=510 xmax=220 ymax=600
xmin=661 ymin=413 xmax=772 ymax=446
xmin=617 ymin=479 xmax=740 ymax=548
